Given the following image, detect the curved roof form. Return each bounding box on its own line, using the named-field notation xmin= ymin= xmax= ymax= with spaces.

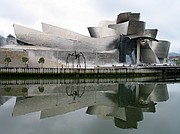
xmin=41 ymin=22 xmax=119 ymax=49
xmin=151 ymin=40 xmax=170 ymax=63
xmin=125 ymin=35 xmax=158 ymax=42
xmin=140 ymin=41 xmax=160 ymax=64
xmin=3 ymin=11 xmax=170 ymax=66
xmin=151 ymin=40 xmax=170 ymax=58
xmin=144 ymin=29 xmax=158 ymax=39
xmin=116 ymin=12 xmax=140 ymax=24
xmin=14 ymin=24 xmax=119 ymax=52
xmin=88 ymin=27 xmax=117 ymax=38
xmin=108 ymin=20 xmax=145 ymax=36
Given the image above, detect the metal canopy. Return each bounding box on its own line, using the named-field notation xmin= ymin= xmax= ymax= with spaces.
xmin=125 ymin=35 xmax=159 ymax=42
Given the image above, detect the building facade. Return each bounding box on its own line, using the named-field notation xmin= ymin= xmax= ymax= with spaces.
xmin=0 ymin=12 xmax=170 ymax=68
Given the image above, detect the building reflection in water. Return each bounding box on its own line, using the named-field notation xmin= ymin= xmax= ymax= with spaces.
xmin=0 ymin=79 xmax=169 ymax=129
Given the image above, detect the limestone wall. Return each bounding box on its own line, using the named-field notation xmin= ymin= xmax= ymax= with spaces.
xmin=26 ymin=49 xmax=119 ymax=68
xmin=0 ymin=49 xmax=28 ymax=67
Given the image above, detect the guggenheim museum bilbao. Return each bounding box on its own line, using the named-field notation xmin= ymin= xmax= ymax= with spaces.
xmin=0 ymin=12 xmax=170 ymax=68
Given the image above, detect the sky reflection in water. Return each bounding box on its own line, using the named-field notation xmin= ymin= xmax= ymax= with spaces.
xmin=0 ymin=79 xmax=180 ymax=134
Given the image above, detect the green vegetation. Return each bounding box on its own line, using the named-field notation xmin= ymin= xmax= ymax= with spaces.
xmin=22 ymin=57 xmax=29 ymax=68
xmin=38 ymin=57 xmax=45 ymax=68
xmin=4 ymin=57 xmax=11 ymax=67
xmin=175 ymin=59 xmax=180 ymax=65
xmin=38 ymin=86 xmax=44 ymax=92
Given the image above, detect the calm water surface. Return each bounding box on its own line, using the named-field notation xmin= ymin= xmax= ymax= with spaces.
xmin=0 ymin=78 xmax=180 ymax=134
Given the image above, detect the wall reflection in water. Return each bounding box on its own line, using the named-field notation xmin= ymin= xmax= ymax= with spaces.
xmin=0 ymin=79 xmax=169 ymax=129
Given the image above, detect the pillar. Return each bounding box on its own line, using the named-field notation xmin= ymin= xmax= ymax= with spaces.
xmin=136 ymin=40 xmax=140 ymax=64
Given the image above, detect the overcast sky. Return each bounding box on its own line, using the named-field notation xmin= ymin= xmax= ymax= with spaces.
xmin=0 ymin=0 xmax=179 ymax=52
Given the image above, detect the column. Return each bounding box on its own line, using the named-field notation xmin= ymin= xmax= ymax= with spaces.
xmin=136 ymin=40 xmax=140 ymax=64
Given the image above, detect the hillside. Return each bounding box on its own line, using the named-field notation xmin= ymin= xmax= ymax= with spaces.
xmin=168 ymin=52 xmax=180 ymax=57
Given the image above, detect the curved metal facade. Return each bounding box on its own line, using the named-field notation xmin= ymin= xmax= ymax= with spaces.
xmin=151 ymin=40 xmax=170 ymax=63
xmin=88 ymin=27 xmax=117 ymax=38
xmin=14 ymin=24 xmax=119 ymax=52
xmin=0 ymin=12 xmax=171 ymax=67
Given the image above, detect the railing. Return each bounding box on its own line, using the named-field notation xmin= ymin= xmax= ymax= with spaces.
xmin=0 ymin=66 xmax=180 ymax=78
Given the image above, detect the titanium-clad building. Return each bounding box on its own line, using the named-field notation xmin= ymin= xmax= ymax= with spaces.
xmin=0 ymin=12 xmax=170 ymax=68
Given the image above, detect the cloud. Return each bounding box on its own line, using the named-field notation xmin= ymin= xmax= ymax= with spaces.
xmin=13 ymin=0 xmax=102 ymax=35
xmin=0 ymin=0 xmax=180 ymax=52
xmin=0 ymin=0 xmax=38 ymax=25
xmin=89 ymin=0 xmax=180 ymax=52
xmin=0 ymin=0 xmax=39 ymax=36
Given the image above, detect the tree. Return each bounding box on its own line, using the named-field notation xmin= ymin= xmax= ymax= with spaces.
xmin=38 ymin=86 xmax=44 ymax=92
xmin=22 ymin=57 xmax=29 ymax=68
xmin=175 ymin=58 xmax=180 ymax=65
xmin=4 ymin=57 xmax=11 ymax=67
xmin=38 ymin=57 xmax=45 ymax=68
